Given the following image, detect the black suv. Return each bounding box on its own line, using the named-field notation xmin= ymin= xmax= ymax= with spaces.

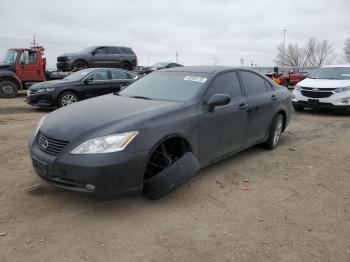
xmin=57 ymin=46 xmax=137 ymax=71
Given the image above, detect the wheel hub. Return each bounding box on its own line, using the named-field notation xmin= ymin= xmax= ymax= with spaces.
xmin=273 ymin=119 xmax=283 ymax=146
xmin=61 ymin=94 xmax=78 ymax=106
xmin=3 ymin=85 xmax=14 ymax=95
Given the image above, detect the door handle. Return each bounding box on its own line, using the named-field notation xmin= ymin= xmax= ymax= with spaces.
xmin=271 ymin=95 xmax=277 ymax=101
xmin=238 ymin=102 xmax=248 ymax=110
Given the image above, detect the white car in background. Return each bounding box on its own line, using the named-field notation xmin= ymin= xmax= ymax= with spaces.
xmin=292 ymin=65 xmax=350 ymax=114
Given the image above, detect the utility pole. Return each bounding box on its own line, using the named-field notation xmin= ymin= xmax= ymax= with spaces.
xmin=31 ymin=35 xmax=37 ymax=47
xmin=282 ymin=29 xmax=286 ymax=68
xmin=175 ymin=51 xmax=179 ymax=63
xmin=147 ymin=56 xmax=150 ymax=66
xmin=240 ymin=57 xmax=244 ymax=67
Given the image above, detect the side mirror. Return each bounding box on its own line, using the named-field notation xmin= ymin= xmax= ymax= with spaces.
xmin=207 ymin=94 xmax=231 ymax=113
xmin=83 ymin=77 xmax=94 ymax=84
xmin=91 ymin=51 xmax=96 ymax=56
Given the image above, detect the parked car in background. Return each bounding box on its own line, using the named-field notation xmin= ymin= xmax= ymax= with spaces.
xmin=279 ymin=67 xmax=317 ymax=87
xmin=56 ymin=46 xmax=138 ymax=71
xmin=28 ymin=66 xmax=291 ymax=199
xmin=136 ymin=62 xmax=183 ymax=76
xmin=292 ymin=65 xmax=350 ymax=114
xmin=26 ymin=68 xmax=138 ymax=108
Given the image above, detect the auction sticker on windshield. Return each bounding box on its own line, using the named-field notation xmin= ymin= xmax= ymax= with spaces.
xmin=184 ymin=76 xmax=207 ymax=83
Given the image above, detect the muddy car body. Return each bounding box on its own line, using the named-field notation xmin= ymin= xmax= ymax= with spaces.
xmin=28 ymin=66 xmax=292 ymax=199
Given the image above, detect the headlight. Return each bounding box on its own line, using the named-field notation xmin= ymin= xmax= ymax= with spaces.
xmin=334 ymin=86 xmax=350 ymax=93
xmin=71 ymin=131 xmax=139 ymax=154
xmin=295 ymin=85 xmax=301 ymax=91
xmin=37 ymin=87 xmax=55 ymax=93
xmin=34 ymin=115 xmax=47 ymax=137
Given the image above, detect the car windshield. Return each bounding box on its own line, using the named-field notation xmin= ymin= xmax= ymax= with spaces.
xmin=309 ymin=67 xmax=350 ymax=80
xmin=79 ymin=47 xmax=97 ymax=54
xmin=63 ymin=69 xmax=96 ymax=81
xmin=2 ymin=50 xmax=19 ymax=64
xmin=119 ymin=72 xmax=208 ymax=102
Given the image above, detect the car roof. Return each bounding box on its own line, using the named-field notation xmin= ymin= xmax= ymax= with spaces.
xmin=322 ymin=64 xmax=350 ymax=68
xmin=160 ymin=65 xmax=250 ymax=74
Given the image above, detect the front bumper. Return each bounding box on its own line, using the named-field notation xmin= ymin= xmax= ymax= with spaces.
xmin=29 ymin=135 xmax=148 ymax=198
xmin=26 ymin=92 xmax=56 ymax=107
xmin=292 ymin=89 xmax=350 ymax=111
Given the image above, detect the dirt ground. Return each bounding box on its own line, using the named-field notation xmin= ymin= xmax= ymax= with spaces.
xmin=0 ymin=93 xmax=349 ymax=262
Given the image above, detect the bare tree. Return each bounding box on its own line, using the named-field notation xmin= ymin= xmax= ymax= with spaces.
xmin=275 ymin=38 xmax=335 ymax=67
xmin=274 ymin=43 xmax=306 ymax=67
xmin=344 ymin=38 xmax=350 ymax=63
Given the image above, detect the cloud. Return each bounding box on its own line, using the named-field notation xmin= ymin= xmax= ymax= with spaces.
xmin=0 ymin=0 xmax=349 ymax=68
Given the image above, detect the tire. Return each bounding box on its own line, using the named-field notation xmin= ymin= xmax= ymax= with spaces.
xmin=73 ymin=61 xmax=88 ymax=71
xmin=0 ymin=81 xmax=18 ymax=98
xmin=143 ymin=152 xmax=200 ymax=200
xmin=264 ymin=113 xmax=284 ymax=150
xmin=121 ymin=62 xmax=133 ymax=71
xmin=293 ymin=104 xmax=304 ymax=111
xmin=58 ymin=91 xmax=79 ymax=107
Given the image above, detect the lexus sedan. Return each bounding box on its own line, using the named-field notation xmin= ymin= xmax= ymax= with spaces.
xmin=26 ymin=68 xmax=138 ymax=108
xmin=28 ymin=66 xmax=292 ymax=199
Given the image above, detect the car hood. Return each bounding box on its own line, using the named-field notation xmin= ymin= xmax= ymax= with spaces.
xmin=299 ymin=78 xmax=350 ymax=88
xmin=0 ymin=63 xmax=12 ymax=69
xmin=40 ymin=94 xmax=185 ymax=141
xmin=29 ymin=79 xmax=74 ymax=90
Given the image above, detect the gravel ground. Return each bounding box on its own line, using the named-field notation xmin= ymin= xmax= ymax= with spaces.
xmin=0 ymin=94 xmax=349 ymax=262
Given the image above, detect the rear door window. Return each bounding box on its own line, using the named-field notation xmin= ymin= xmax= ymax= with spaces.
xmin=107 ymin=47 xmax=120 ymax=54
xmin=111 ymin=70 xmax=131 ymax=80
xmin=239 ymin=71 xmax=267 ymax=95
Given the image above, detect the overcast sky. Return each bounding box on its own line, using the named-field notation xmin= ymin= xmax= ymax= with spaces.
xmin=0 ymin=0 xmax=349 ymax=68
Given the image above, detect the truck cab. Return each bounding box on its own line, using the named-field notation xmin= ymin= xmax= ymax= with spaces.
xmin=0 ymin=47 xmax=46 ymax=97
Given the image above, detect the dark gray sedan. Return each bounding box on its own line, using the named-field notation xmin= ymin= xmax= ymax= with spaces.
xmin=28 ymin=66 xmax=292 ymax=199
xmin=26 ymin=68 xmax=138 ymax=108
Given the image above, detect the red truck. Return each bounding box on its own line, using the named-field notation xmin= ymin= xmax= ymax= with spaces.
xmin=0 ymin=47 xmax=68 ymax=98
xmin=256 ymin=67 xmax=317 ymax=87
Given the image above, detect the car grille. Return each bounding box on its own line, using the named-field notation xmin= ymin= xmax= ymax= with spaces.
xmin=300 ymin=89 xmax=334 ymax=98
xmin=38 ymin=133 xmax=69 ymax=156
xmin=57 ymin=56 xmax=69 ymax=62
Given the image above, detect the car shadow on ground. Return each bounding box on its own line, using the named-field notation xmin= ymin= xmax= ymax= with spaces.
xmin=295 ymin=108 xmax=349 ymax=117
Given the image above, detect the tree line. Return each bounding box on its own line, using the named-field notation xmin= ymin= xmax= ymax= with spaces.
xmin=275 ymin=38 xmax=350 ymax=67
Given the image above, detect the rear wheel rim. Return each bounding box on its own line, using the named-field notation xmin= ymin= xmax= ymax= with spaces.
xmin=61 ymin=94 xmax=78 ymax=106
xmin=273 ymin=118 xmax=283 ymax=146
xmin=3 ymin=85 xmax=14 ymax=95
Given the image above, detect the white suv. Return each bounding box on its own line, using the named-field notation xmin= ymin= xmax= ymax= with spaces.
xmin=292 ymin=65 xmax=350 ymax=114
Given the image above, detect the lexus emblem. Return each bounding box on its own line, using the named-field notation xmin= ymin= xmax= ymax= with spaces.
xmin=40 ymin=139 xmax=49 ymax=150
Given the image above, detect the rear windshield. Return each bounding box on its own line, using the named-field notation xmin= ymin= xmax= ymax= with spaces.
xmin=309 ymin=67 xmax=350 ymax=80
xmin=119 ymin=72 xmax=208 ymax=101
